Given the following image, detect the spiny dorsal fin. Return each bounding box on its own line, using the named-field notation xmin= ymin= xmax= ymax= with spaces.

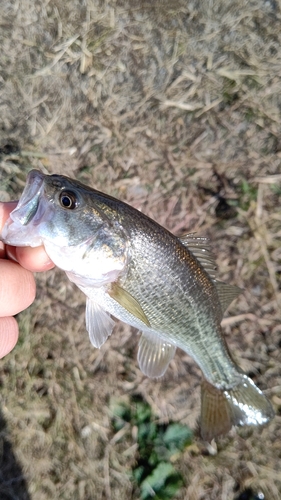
xmin=179 ymin=233 xmax=217 ymax=280
xmin=137 ymin=332 xmax=176 ymax=378
xmin=109 ymin=283 xmax=150 ymax=327
xmin=214 ymin=281 xmax=242 ymax=315
xmin=86 ymin=298 xmax=115 ymax=348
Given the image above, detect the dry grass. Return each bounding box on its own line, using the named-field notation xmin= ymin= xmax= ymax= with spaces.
xmin=0 ymin=0 xmax=281 ymax=499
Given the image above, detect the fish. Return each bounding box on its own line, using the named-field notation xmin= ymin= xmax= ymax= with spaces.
xmin=1 ymin=169 xmax=274 ymax=440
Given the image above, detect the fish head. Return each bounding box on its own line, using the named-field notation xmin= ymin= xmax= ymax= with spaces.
xmin=1 ymin=170 xmax=128 ymax=283
xmin=2 ymin=170 xmax=103 ymax=247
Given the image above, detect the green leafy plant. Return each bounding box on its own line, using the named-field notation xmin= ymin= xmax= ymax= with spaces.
xmin=238 ymin=179 xmax=258 ymax=210
xmin=111 ymin=396 xmax=193 ymax=500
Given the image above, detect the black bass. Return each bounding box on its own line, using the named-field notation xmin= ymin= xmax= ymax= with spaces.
xmin=1 ymin=170 xmax=274 ymax=440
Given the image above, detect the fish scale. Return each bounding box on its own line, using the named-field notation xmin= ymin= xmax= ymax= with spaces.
xmin=116 ymin=218 xmax=228 ymax=379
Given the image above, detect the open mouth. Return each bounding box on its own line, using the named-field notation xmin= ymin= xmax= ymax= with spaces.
xmin=10 ymin=170 xmax=44 ymax=226
xmin=1 ymin=170 xmax=46 ymax=247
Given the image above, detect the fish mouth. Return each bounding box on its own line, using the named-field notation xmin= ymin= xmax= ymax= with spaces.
xmin=11 ymin=170 xmax=44 ymax=225
xmin=1 ymin=170 xmax=46 ymax=247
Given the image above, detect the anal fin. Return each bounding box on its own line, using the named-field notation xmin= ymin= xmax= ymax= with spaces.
xmin=137 ymin=332 xmax=176 ymax=378
xmin=86 ymin=298 xmax=115 ymax=348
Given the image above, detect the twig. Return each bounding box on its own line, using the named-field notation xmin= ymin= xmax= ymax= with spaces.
xmin=104 ymin=445 xmax=111 ymax=500
xmin=161 ymin=99 xmax=203 ymax=111
xmin=221 ymin=313 xmax=257 ymax=327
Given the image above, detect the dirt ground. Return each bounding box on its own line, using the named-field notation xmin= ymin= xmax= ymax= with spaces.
xmin=0 ymin=1 xmax=281 ymax=499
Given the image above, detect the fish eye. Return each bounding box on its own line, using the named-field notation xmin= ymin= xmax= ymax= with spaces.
xmin=59 ymin=190 xmax=79 ymax=210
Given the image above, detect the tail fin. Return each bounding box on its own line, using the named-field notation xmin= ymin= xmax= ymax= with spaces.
xmin=200 ymin=375 xmax=274 ymax=441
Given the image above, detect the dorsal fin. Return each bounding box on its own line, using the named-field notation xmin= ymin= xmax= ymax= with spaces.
xmin=179 ymin=233 xmax=241 ymax=315
xmin=179 ymin=233 xmax=217 ymax=280
xmin=214 ymin=281 xmax=242 ymax=315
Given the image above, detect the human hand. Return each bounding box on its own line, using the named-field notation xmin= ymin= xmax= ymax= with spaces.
xmin=0 ymin=201 xmax=55 ymax=358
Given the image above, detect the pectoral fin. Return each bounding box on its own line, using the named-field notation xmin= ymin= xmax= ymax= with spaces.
xmin=86 ymin=298 xmax=115 ymax=348
xmin=137 ymin=332 xmax=176 ymax=378
xmin=109 ymin=283 xmax=150 ymax=327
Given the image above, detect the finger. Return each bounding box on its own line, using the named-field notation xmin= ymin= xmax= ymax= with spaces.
xmin=0 ymin=260 xmax=36 ymax=316
xmin=6 ymin=245 xmax=55 ymax=272
xmin=0 ymin=202 xmax=17 ymax=258
xmin=0 ymin=201 xmax=17 ymax=231
xmin=0 ymin=201 xmax=55 ymax=271
xmin=0 ymin=317 xmax=19 ymax=359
